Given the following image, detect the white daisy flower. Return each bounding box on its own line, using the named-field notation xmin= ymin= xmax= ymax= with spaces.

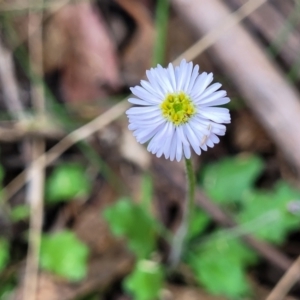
xmin=126 ymin=59 xmax=231 ymax=161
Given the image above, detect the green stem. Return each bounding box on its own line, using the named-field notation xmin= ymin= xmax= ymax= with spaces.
xmin=169 ymin=158 xmax=195 ymax=268
xmin=153 ymin=0 xmax=170 ymax=66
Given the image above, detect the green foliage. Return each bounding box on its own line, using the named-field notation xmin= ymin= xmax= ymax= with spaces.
xmin=0 ymin=238 xmax=9 ymax=273
xmin=187 ymin=236 xmax=256 ymax=298
xmin=194 ymin=154 xmax=300 ymax=298
xmin=40 ymin=230 xmax=89 ymax=281
xmin=0 ymin=164 xmax=4 ymax=182
xmin=46 ymin=163 xmax=91 ymax=203
xmin=124 ymin=260 xmax=164 ymax=300
xmin=10 ymin=204 xmax=30 ymax=222
xmin=141 ymin=174 xmax=153 ymax=211
xmin=201 ymin=154 xmax=264 ymax=203
xmin=0 ymin=164 xmax=4 ymax=201
xmin=0 ymin=283 xmax=14 ymax=300
xmin=103 ymin=198 xmax=156 ymax=258
xmin=237 ymin=181 xmax=300 ymax=244
xmin=188 ymin=208 xmax=210 ymax=240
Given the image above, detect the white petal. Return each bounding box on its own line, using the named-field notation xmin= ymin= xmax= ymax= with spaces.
xmin=157 ymin=65 xmax=174 ymax=93
xmin=176 ymin=125 xmax=189 ymax=146
xmin=156 ymin=122 xmax=173 ymax=157
xmin=167 ymin=63 xmax=176 ymax=91
xmin=183 ymin=144 xmax=191 ymax=159
xmin=182 ymin=62 xmax=193 ymax=92
xmin=201 ymin=97 xmax=230 ymax=107
xmin=187 ymin=64 xmax=199 ymax=93
xmin=146 ymin=69 xmax=166 ymax=97
xmin=140 ymin=80 xmax=164 ymax=99
xmin=176 ymin=135 xmax=183 ymax=162
xmin=128 ymin=98 xmax=156 ymax=106
xmin=169 ymin=132 xmax=178 ymax=161
xmin=126 ymin=106 xmax=160 ymax=115
xmin=175 ymin=59 xmax=188 ymax=91
xmin=209 ymin=133 xmax=220 ymax=144
xmin=191 ymin=72 xmax=213 ymax=99
xmin=198 ymin=83 xmax=222 ymax=100
xmin=183 ymin=124 xmax=201 ymax=155
xmin=196 ymin=90 xmax=227 ymax=104
xmin=134 ymin=122 xmax=165 ymax=144
xmin=163 ymin=124 xmax=175 ymax=159
xmin=130 ymin=86 xmax=161 ymax=104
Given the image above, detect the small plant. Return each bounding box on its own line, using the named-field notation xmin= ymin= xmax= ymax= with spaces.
xmin=46 ymin=163 xmax=92 ymax=203
xmin=40 ymin=230 xmax=89 ymax=281
xmin=104 ymin=154 xmax=300 ymax=299
xmin=0 ymin=238 xmax=9 ymax=273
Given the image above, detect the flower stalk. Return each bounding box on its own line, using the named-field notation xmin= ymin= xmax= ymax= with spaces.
xmin=169 ymin=158 xmax=195 ymax=268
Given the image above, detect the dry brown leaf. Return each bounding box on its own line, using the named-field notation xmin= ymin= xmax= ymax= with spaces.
xmin=43 ymin=2 xmax=121 ymax=103
xmin=116 ymin=0 xmax=155 ymax=85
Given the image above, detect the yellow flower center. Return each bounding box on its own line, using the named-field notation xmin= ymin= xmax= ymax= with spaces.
xmin=160 ymin=92 xmax=196 ymax=125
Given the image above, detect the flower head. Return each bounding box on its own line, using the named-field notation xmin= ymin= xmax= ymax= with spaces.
xmin=126 ymin=59 xmax=231 ymax=161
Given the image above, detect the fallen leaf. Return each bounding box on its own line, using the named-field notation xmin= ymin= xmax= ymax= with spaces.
xmin=44 ymin=2 xmax=121 ymax=103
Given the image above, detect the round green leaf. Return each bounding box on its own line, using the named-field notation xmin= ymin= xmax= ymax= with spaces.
xmin=46 ymin=163 xmax=91 ymax=203
xmin=40 ymin=230 xmax=89 ymax=281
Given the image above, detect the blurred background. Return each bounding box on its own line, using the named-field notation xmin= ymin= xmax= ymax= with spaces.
xmin=0 ymin=0 xmax=300 ymax=299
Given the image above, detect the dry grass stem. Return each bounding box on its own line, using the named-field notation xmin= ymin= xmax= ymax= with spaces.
xmin=266 ymin=255 xmax=300 ymax=300
xmin=174 ymin=0 xmax=267 ymax=64
xmin=0 ymin=40 xmax=27 ymax=120
xmin=0 ymin=0 xmax=87 ymax=12
xmin=23 ymin=1 xmax=46 ymax=299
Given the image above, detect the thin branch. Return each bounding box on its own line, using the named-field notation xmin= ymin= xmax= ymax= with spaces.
xmin=23 ymin=1 xmax=46 ymax=298
xmin=0 ymin=39 xmax=27 ymax=120
xmin=266 ymin=255 xmax=300 ymax=300
xmin=173 ymin=0 xmax=267 ymax=64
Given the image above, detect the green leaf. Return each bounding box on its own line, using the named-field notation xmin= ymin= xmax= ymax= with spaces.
xmin=187 ymin=236 xmax=256 ymax=298
xmin=188 ymin=208 xmax=210 ymax=240
xmin=103 ymin=198 xmax=156 ymax=258
xmin=40 ymin=230 xmax=89 ymax=281
xmin=0 ymin=164 xmax=4 ymax=183
xmin=0 ymin=283 xmax=14 ymax=300
xmin=201 ymin=155 xmax=264 ymax=204
xmin=237 ymin=181 xmax=300 ymax=244
xmin=10 ymin=204 xmax=30 ymax=222
xmin=141 ymin=174 xmax=153 ymax=212
xmin=0 ymin=238 xmax=9 ymax=273
xmin=124 ymin=260 xmax=164 ymax=300
xmin=46 ymin=163 xmax=91 ymax=203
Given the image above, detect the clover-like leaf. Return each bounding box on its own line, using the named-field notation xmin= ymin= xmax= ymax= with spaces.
xmin=40 ymin=230 xmax=89 ymax=281
xmin=10 ymin=205 xmax=30 ymax=222
xmin=0 ymin=238 xmax=9 ymax=273
xmin=201 ymin=155 xmax=264 ymax=204
xmin=188 ymin=208 xmax=210 ymax=240
xmin=46 ymin=163 xmax=91 ymax=203
xmin=124 ymin=260 xmax=164 ymax=300
xmin=237 ymin=181 xmax=300 ymax=244
xmin=187 ymin=235 xmax=256 ymax=298
xmin=103 ymin=198 xmax=156 ymax=258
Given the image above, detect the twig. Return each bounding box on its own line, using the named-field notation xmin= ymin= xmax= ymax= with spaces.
xmin=1 ymin=0 xmax=266 ymax=202
xmin=173 ymin=0 xmax=267 ymax=64
xmin=0 ymin=39 xmax=27 ymax=120
xmin=23 ymin=1 xmax=46 ymax=299
xmin=0 ymin=122 xmax=64 ymax=142
xmin=266 ymin=255 xmax=300 ymax=300
xmin=0 ymin=0 xmax=88 ymax=12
